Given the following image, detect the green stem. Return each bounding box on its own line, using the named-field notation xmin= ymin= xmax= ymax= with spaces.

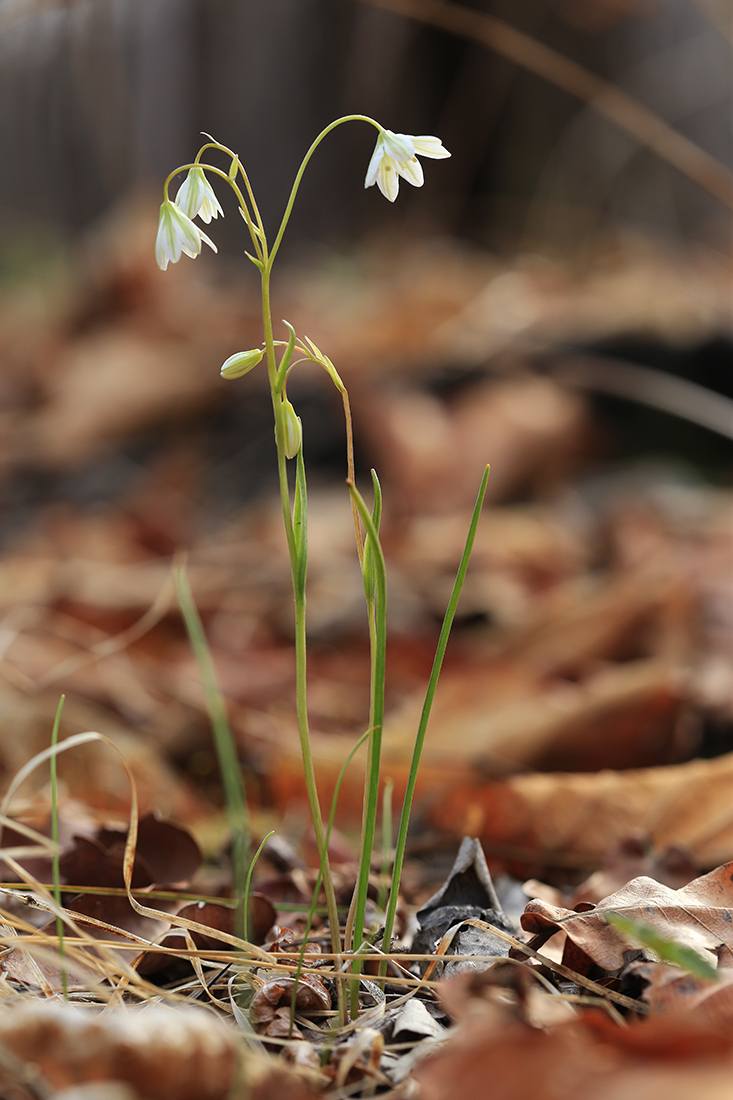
xmin=163 ymin=161 xmax=263 ymax=260
xmin=194 ymin=138 xmax=267 ymax=252
xmin=380 ymin=465 xmax=491 ymax=974
xmin=260 ymin=266 xmax=344 ymax=998
xmin=377 ymin=778 xmax=393 ymax=915
xmin=290 ymin=727 xmax=370 ymax=1035
xmin=269 ymin=115 xmax=382 ymax=266
xmin=347 ymin=479 xmax=387 ymax=1013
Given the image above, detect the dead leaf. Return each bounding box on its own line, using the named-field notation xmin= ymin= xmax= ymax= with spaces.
xmin=522 ymin=862 xmax=733 ymax=974
xmin=414 ymin=1007 xmax=733 ymax=1100
xmin=250 ymin=974 xmax=332 ymax=1038
xmin=427 ymin=750 xmax=733 ymax=871
xmin=0 ymin=1001 xmax=236 ymax=1100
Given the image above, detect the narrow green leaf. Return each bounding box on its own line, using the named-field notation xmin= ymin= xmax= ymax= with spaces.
xmin=381 ymin=464 xmax=490 ymax=975
xmin=274 ymin=321 xmax=298 ymax=394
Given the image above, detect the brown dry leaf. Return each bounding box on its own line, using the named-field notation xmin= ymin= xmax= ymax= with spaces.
xmin=250 ymin=974 xmax=332 ymax=1038
xmin=638 ymin=964 xmax=733 ymax=1024
xmin=97 ymin=814 xmax=201 ymax=886
xmin=133 ymin=898 xmax=276 ymax=976
xmin=429 ymin=242 xmax=733 ymax=365
xmin=521 ymin=862 xmax=733 ymax=973
xmin=2 ymin=201 xmax=255 ymax=474
xmin=569 ymin=835 xmax=698 ymax=907
xmin=356 ymin=375 xmax=588 ymax=512
xmin=0 ymin=1001 xmax=236 ymax=1100
xmin=58 ymin=814 xmax=200 ymax=891
xmin=1 ymin=889 xmax=175 ymax=992
xmin=427 ymin=750 xmax=733 ymax=870
xmin=0 ymin=683 xmax=197 ymax=820
xmin=414 ymin=1004 xmax=733 ymax=1100
xmin=286 ymin=239 xmax=732 ymax=382
xmin=175 ymin=895 xmax=275 ymax=948
xmin=1 ymin=937 xmax=108 ymax=994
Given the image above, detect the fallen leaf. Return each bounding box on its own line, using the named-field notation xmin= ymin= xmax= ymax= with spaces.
xmin=250 ymin=974 xmax=332 ymax=1038
xmin=427 ymin=750 xmax=733 ymax=871
xmin=522 ymin=862 xmax=733 ymax=974
xmin=0 ymin=1001 xmax=236 ymax=1100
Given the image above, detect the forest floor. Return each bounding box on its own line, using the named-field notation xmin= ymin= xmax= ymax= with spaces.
xmin=0 ymin=201 xmax=730 ymax=1099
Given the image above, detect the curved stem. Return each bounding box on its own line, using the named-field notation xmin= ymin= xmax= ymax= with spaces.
xmin=194 ymin=139 xmax=268 ymax=257
xmin=269 ymin=115 xmax=382 ymax=265
xmin=164 ymin=161 xmax=263 ymax=261
xmin=261 ymin=267 xmax=343 ymax=979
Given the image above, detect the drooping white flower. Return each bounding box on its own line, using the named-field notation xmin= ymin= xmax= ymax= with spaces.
xmin=365 ymin=130 xmax=450 ymax=202
xmin=175 ymin=166 xmax=224 ymax=224
xmin=155 ymin=198 xmax=217 ymax=271
xmin=220 ymin=349 xmax=264 ymax=379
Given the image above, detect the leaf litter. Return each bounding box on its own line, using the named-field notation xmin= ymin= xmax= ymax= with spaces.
xmin=0 ymin=204 xmax=729 ymax=1096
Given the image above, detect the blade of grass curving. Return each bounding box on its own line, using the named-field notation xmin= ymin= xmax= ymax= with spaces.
xmin=174 ymin=565 xmax=250 ymax=938
xmin=49 ymin=694 xmax=67 ymax=998
xmin=381 ymin=464 xmax=490 ymax=974
xmin=243 ymin=830 xmax=274 ymax=944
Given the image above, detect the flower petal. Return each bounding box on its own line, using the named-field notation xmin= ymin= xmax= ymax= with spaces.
xmin=364 ymin=136 xmax=385 ymax=188
xmin=171 ymin=210 xmax=205 ymax=258
xmin=397 ymin=156 xmax=424 ymax=188
xmin=411 ymin=135 xmax=451 ymax=159
xmin=198 ymin=227 xmax=218 ymax=253
xmin=155 ymin=199 xmax=216 ymax=268
xmin=198 ymin=178 xmax=224 ymax=223
xmin=382 ymin=131 xmax=415 ymax=160
xmin=377 ymin=157 xmax=400 ymax=202
xmin=176 ymin=171 xmax=203 ymax=220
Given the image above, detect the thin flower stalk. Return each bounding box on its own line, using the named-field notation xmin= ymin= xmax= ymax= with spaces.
xmin=346 ymin=478 xmax=388 ymax=1013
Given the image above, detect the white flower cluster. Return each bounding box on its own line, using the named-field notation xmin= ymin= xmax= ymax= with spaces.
xmin=155 ymin=167 xmax=223 ymax=271
xmin=156 ymin=128 xmax=450 ymax=271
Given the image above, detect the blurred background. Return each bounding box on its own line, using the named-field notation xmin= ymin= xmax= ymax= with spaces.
xmin=0 ymin=0 xmax=730 ymax=867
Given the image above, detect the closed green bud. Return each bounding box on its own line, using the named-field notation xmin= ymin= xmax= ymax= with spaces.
xmin=228 ymin=155 xmax=240 ymax=180
xmin=281 ymin=397 xmax=302 ymax=459
xmin=220 ymin=349 xmax=264 ymax=379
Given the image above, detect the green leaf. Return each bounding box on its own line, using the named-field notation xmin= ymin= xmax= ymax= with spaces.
xmin=362 ymin=470 xmax=382 ymax=604
xmin=244 ymin=251 xmax=264 ymax=271
xmin=274 ymin=321 xmax=298 ymax=394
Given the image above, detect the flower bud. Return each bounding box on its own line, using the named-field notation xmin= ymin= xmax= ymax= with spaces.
xmin=281 ymin=397 xmax=302 ymax=459
xmin=228 ymin=155 xmax=240 ymax=180
xmin=220 ymin=349 xmax=264 ymax=379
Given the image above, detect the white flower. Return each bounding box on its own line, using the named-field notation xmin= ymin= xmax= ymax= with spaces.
xmin=155 ymin=199 xmax=217 ymax=271
xmin=365 ymin=130 xmax=450 ymax=202
xmin=220 ymin=349 xmax=264 ymax=379
xmin=175 ymin=166 xmax=224 ymax=224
